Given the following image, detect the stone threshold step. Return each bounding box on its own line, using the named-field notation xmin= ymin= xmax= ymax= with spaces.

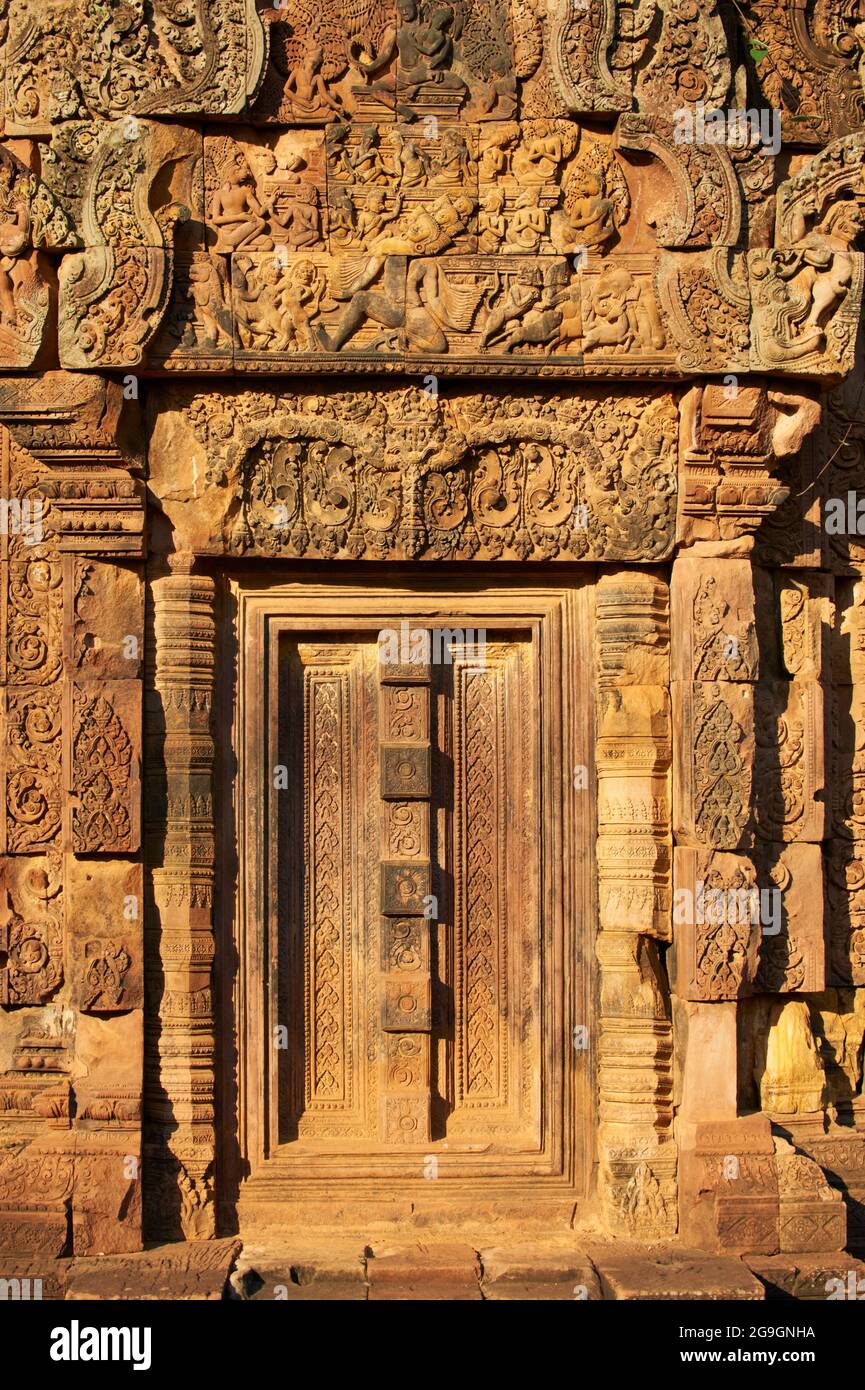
xmin=6 ymin=1240 xmax=862 ymax=1300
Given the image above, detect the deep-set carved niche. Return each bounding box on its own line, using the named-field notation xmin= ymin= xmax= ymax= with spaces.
xmin=184 ymin=383 xmax=679 ymax=562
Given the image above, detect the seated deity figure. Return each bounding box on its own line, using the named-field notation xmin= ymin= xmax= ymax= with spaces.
xmin=328 ymin=189 xmax=356 ymax=248
xmin=285 ymin=187 xmax=322 ymax=249
xmin=254 ymin=151 xmax=321 ymax=249
xmin=350 ymin=0 xmax=468 ymax=114
xmin=351 ymin=127 xmax=390 ymax=184
xmin=326 ymin=123 xmax=355 ymax=181
xmin=210 ymin=160 xmax=273 ymax=253
xmin=512 ymin=121 xmax=566 ymax=184
xmin=479 ymin=123 xmax=519 ymax=181
xmin=282 ymin=41 xmax=344 ymax=120
xmin=505 ymin=187 xmax=547 ymax=251
xmin=395 ymin=134 xmax=431 ymax=187
xmin=563 ymin=169 xmax=617 ymax=249
xmin=395 ymin=0 xmax=468 ymax=101
xmin=354 ymin=190 xmax=403 ymax=244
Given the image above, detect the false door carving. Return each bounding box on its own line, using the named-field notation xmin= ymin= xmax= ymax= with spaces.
xmin=278 ymin=631 xmax=541 ymax=1153
xmin=234 ymin=582 xmax=589 ymax=1203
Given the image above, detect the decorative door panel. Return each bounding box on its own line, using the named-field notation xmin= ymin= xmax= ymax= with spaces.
xmin=279 ymin=641 xmax=378 ymax=1141
xmin=276 ymin=628 xmax=542 ymax=1157
xmin=444 ymin=643 xmax=540 ymax=1147
xmin=234 ymin=582 xmax=590 ymax=1201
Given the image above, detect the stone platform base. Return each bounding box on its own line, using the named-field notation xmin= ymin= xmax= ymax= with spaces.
xmin=9 ymin=1237 xmax=862 ymax=1300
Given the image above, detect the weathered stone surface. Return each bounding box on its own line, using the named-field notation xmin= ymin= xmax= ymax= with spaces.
xmin=0 ymin=1257 xmax=67 ymax=1299
xmin=777 ymin=571 xmax=833 ymax=683
xmin=67 ymin=860 xmax=142 ymax=1012
xmin=747 ymin=1252 xmax=865 ymax=1301
xmin=64 ymin=1238 xmax=242 ymax=1300
xmin=478 ymin=1245 xmax=602 ymax=1301
xmin=596 ymin=572 xmax=670 ymax=687
xmin=675 ymin=1002 xmax=738 ymax=1120
xmin=146 ymin=381 xmax=680 ymax=562
xmin=676 ymin=1114 xmax=779 ymax=1257
xmin=775 ymin=1136 xmax=847 ymax=1254
xmin=586 ymin=1244 xmax=765 ymax=1300
xmin=673 ymin=851 xmax=760 ymax=1001
xmin=757 ymin=1002 xmax=828 ymax=1116
xmin=754 ymin=681 xmax=826 ymax=844
xmin=4 ymin=2 xmax=265 ymax=130
xmin=232 ymin=1245 xmax=368 ymax=1301
xmin=671 ymin=557 xmax=759 ymax=684
xmin=674 ymin=841 xmax=828 ymax=1001
xmin=367 ymin=1244 xmax=482 ymax=1300
xmin=754 ymin=843 xmax=826 ymax=996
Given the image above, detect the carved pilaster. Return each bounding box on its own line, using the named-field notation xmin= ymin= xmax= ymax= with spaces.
xmin=595 ymin=571 xmax=676 ymax=1237
xmin=671 ymin=503 xmax=836 ymax=1252
xmin=0 ymin=371 xmax=144 ymax=1258
xmin=144 ymin=571 xmax=217 ymax=1241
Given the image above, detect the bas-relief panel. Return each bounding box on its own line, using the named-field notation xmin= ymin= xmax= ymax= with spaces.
xmin=147 ymin=379 xmax=679 ymax=563
xmin=0 ymin=1 xmax=862 ymax=375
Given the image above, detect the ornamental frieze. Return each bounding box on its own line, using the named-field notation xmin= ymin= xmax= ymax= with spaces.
xmin=163 ymin=381 xmax=678 ymax=560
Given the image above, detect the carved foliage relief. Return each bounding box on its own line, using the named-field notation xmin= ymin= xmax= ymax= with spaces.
xmin=175 ymin=381 xmax=678 ymax=562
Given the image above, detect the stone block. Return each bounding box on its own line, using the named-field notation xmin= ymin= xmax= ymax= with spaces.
xmin=672 ymin=681 xmax=754 ymax=849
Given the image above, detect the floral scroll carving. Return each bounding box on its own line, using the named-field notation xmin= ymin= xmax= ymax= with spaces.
xmin=182 ymin=383 xmax=678 ymax=562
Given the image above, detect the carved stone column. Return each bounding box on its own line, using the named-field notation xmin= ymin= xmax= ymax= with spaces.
xmin=144 ymin=568 xmax=217 ymax=1240
xmin=595 ymin=570 xmax=676 ymax=1237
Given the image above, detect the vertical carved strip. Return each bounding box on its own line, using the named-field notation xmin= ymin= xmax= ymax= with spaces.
xmin=595 ymin=571 xmax=676 ymax=1238
xmin=287 ymin=643 xmax=371 ymax=1138
xmin=144 ymin=570 xmax=216 ymax=1241
xmin=378 ymin=644 xmax=432 ymax=1146
xmin=455 ymin=662 xmax=505 ymax=1105
xmin=305 ymin=667 xmax=350 ymax=1107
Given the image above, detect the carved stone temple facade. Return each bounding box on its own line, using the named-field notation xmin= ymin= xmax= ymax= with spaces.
xmin=2 ymin=0 xmax=865 ymax=1300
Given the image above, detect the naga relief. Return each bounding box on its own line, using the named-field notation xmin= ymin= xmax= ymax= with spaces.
xmin=0 ymin=0 xmax=864 ymax=1310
